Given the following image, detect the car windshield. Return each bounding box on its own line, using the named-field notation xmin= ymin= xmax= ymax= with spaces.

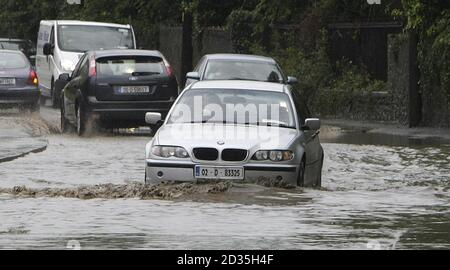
xmin=168 ymin=89 xmax=296 ymax=129
xmin=57 ymin=25 xmax=134 ymax=52
xmin=96 ymin=56 xmax=165 ymax=76
xmin=204 ymin=60 xmax=285 ymax=83
xmin=0 ymin=52 xmax=28 ymax=69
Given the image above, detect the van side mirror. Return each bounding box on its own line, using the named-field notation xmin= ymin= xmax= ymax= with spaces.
xmin=303 ymin=118 xmax=321 ymax=131
xmin=145 ymin=112 xmax=162 ymax=125
xmin=186 ymin=72 xmax=200 ymax=80
xmin=58 ymin=73 xmax=71 ymax=82
xmin=287 ymin=76 xmax=298 ymax=85
xmin=43 ymin=43 xmax=53 ymax=56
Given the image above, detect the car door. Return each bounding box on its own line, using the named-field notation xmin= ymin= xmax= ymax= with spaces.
xmin=291 ymin=90 xmax=321 ymax=165
xmin=64 ymin=54 xmax=87 ymax=122
xmin=36 ymin=24 xmax=54 ymax=96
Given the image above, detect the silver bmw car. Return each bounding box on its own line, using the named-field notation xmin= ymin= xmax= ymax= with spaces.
xmin=145 ymin=80 xmax=324 ymax=187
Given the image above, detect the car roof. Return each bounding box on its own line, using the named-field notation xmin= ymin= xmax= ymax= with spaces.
xmin=0 ymin=49 xmax=26 ymax=55
xmin=0 ymin=38 xmax=31 ymax=42
xmin=88 ymin=49 xmax=162 ymax=58
xmin=205 ymin=54 xmax=277 ymax=63
xmin=189 ymin=80 xmax=287 ymax=93
xmin=41 ymin=20 xmax=132 ymax=29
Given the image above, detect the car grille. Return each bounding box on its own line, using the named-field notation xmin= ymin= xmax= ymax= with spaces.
xmin=221 ymin=149 xmax=248 ymax=162
xmin=193 ymin=148 xmax=219 ymax=161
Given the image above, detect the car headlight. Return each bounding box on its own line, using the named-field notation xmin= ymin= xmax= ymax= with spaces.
xmin=254 ymin=150 xmax=269 ymax=161
xmin=252 ymin=150 xmax=294 ymax=162
xmin=61 ymin=60 xmax=75 ymax=72
xmin=151 ymin=146 xmax=190 ymax=159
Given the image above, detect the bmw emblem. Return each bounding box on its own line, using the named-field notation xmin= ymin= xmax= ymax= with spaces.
xmin=217 ymin=141 xmax=225 ymax=146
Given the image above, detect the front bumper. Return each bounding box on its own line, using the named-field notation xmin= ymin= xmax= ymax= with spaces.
xmin=145 ymin=159 xmax=299 ymax=185
xmin=0 ymin=88 xmax=40 ymax=105
xmin=86 ymin=96 xmax=174 ymax=123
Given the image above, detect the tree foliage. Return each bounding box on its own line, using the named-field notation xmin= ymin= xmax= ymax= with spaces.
xmin=0 ymin=0 xmax=182 ymax=48
xmin=394 ymin=0 xmax=450 ymax=125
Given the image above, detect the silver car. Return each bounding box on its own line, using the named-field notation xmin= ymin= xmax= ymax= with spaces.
xmin=0 ymin=50 xmax=40 ymax=112
xmin=185 ymin=54 xmax=298 ymax=88
xmin=145 ymin=80 xmax=324 ymax=187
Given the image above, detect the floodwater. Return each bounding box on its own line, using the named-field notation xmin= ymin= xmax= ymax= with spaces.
xmin=0 ymin=112 xmax=449 ymax=250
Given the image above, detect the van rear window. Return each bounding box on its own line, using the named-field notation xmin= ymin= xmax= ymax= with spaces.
xmin=96 ymin=56 xmax=166 ymax=76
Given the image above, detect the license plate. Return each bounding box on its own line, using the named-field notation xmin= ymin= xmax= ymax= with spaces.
xmin=0 ymin=78 xmax=15 ymax=85
xmin=195 ymin=166 xmax=244 ymax=180
xmin=117 ymin=86 xmax=150 ymax=94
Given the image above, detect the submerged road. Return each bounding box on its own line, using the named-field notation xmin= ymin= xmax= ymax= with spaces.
xmin=0 ymin=107 xmax=449 ymax=249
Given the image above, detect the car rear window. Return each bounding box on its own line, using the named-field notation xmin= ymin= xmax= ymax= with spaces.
xmin=96 ymin=56 xmax=166 ymax=76
xmin=204 ymin=60 xmax=285 ymax=83
xmin=0 ymin=42 xmax=20 ymax=50
xmin=0 ymin=41 xmax=33 ymax=52
xmin=0 ymin=52 xmax=28 ymax=69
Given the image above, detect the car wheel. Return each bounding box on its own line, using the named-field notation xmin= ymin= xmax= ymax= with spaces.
xmin=297 ymin=157 xmax=306 ymax=187
xmin=60 ymin=102 xmax=71 ymax=134
xmin=315 ymin=154 xmax=324 ymax=188
xmin=51 ymin=80 xmax=59 ymax=109
xmin=39 ymin=95 xmax=46 ymax=106
xmin=27 ymin=102 xmax=40 ymax=113
xmin=19 ymin=103 xmax=39 ymax=114
xmin=32 ymin=103 xmax=40 ymax=113
xmin=76 ymin=103 xmax=87 ymax=136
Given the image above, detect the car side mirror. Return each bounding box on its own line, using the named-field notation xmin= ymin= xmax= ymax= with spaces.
xmin=58 ymin=73 xmax=71 ymax=82
xmin=43 ymin=43 xmax=53 ymax=56
xmin=287 ymin=76 xmax=298 ymax=85
xmin=186 ymin=72 xmax=200 ymax=80
xmin=145 ymin=112 xmax=162 ymax=125
xmin=303 ymin=118 xmax=321 ymax=131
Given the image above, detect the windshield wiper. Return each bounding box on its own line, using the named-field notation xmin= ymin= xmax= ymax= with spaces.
xmin=243 ymin=122 xmax=295 ymax=129
xmin=228 ymin=77 xmax=256 ymax=81
xmin=132 ymin=72 xmax=160 ymax=76
xmin=190 ymin=120 xmax=227 ymax=124
xmin=181 ymin=120 xmax=295 ymax=129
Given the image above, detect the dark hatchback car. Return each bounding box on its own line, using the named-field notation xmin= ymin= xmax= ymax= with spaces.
xmin=185 ymin=54 xmax=298 ymax=88
xmin=0 ymin=50 xmax=39 ymax=112
xmin=59 ymin=49 xmax=179 ymax=135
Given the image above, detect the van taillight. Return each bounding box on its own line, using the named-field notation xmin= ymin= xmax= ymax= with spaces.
xmin=89 ymin=56 xmax=97 ymax=77
xmin=28 ymin=70 xmax=38 ymax=86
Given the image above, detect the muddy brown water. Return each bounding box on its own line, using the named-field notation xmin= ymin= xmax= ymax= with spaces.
xmin=0 ymin=112 xmax=449 ymax=249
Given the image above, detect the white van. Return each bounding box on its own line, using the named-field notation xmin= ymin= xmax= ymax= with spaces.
xmin=36 ymin=20 xmax=136 ymax=107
